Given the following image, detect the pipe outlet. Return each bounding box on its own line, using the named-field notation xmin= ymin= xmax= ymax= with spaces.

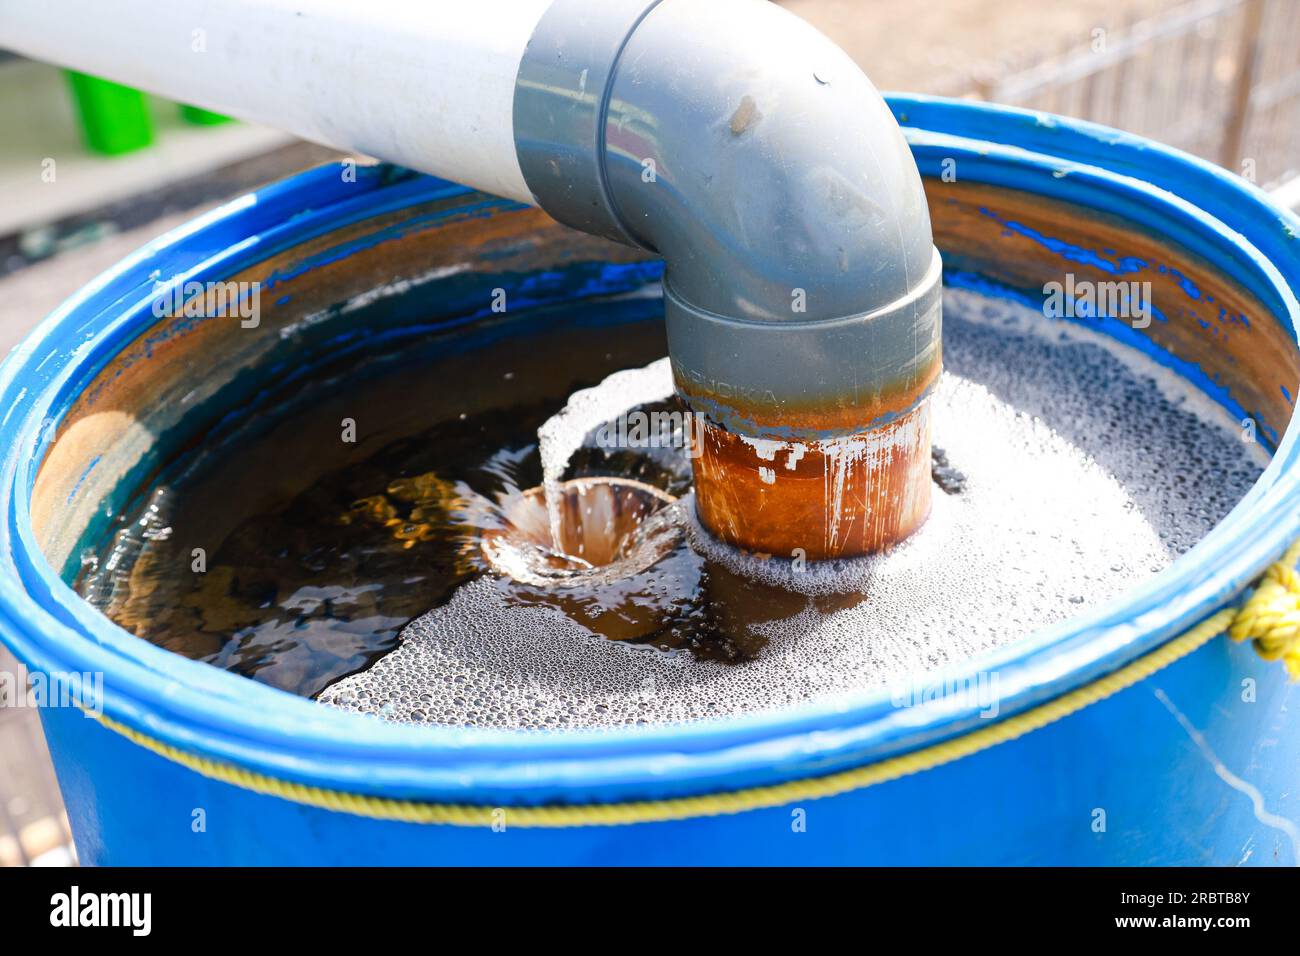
xmin=515 ymin=0 xmax=943 ymax=559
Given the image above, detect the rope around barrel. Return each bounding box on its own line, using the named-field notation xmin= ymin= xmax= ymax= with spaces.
xmin=1229 ymin=539 xmax=1300 ymax=679
xmin=88 ymin=541 xmax=1300 ymax=827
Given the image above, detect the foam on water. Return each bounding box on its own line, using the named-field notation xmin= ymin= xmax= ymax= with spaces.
xmin=318 ymin=289 xmax=1268 ymax=729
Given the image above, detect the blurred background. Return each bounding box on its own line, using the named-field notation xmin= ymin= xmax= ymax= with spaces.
xmin=1 ymin=0 xmax=1297 ymax=866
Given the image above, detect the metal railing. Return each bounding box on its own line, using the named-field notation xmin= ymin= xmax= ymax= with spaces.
xmin=975 ymin=0 xmax=1300 ymax=188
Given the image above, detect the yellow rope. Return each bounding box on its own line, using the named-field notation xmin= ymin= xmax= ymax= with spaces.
xmin=88 ymin=544 xmax=1300 ymax=828
xmin=1228 ymin=539 xmax=1300 ymax=680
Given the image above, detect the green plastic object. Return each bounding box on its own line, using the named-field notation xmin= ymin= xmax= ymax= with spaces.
xmin=63 ymin=71 xmax=153 ymax=155
xmin=179 ymin=104 xmax=233 ymax=126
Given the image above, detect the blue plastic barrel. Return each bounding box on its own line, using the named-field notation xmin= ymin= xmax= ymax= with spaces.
xmin=2 ymin=97 xmax=1299 ymax=865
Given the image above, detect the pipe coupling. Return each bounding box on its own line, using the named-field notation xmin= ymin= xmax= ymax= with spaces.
xmin=514 ymin=0 xmax=942 ymax=559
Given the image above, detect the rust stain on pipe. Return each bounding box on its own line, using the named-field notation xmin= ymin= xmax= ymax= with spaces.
xmin=691 ymin=408 xmax=932 ymax=561
xmin=682 ymin=357 xmax=940 ymax=561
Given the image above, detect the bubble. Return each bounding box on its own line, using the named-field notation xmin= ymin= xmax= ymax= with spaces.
xmin=318 ymin=288 xmax=1267 ymax=731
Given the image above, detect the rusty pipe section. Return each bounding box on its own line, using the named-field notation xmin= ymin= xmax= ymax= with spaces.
xmin=518 ymin=0 xmax=943 ymax=559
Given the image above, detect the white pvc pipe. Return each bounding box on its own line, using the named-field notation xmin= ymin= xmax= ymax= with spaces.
xmin=0 ymin=0 xmax=552 ymax=204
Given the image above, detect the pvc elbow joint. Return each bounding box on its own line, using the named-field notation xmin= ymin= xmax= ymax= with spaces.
xmin=514 ymin=0 xmax=943 ymax=559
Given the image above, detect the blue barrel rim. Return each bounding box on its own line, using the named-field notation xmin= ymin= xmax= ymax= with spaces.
xmin=0 ymin=95 xmax=1297 ymax=804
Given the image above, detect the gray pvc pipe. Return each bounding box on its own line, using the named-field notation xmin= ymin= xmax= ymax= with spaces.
xmin=3 ymin=0 xmax=940 ymax=442
xmin=514 ymin=0 xmax=942 ymax=439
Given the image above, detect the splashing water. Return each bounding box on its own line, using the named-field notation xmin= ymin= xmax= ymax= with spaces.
xmin=536 ymin=357 xmax=675 ymax=550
